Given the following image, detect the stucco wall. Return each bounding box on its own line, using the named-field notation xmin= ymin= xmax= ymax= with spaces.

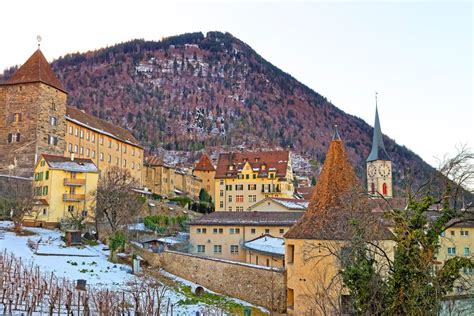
xmin=134 ymin=246 xmax=287 ymax=313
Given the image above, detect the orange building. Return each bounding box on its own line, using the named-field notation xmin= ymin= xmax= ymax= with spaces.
xmin=192 ymin=154 xmax=216 ymax=201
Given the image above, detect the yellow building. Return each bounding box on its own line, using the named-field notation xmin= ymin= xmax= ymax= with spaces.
xmin=248 ymin=197 xmax=308 ymax=212
xmin=64 ymin=107 xmax=143 ymax=183
xmin=189 ymin=211 xmax=302 ymax=267
xmin=143 ymin=156 xmax=202 ymax=199
xmin=244 ymin=234 xmax=285 ymax=268
xmin=214 ymin=150 xmax=295 ymax=212
xmin=192 ymin=154 xmax=216 ymax=202
xmin=25 ymin=154 xmax=99 ymax=228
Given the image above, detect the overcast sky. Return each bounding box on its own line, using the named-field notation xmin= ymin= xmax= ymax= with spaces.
xmin=1 ymin=0 xmax=472 ymax=168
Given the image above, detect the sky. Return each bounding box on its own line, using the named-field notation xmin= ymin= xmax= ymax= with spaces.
xmin=0 ymin=0 xmax=472 ymax=168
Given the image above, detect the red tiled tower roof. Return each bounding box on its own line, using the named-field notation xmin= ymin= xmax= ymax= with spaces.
xmin=1 ymin=49 xmax=67 ymax=93
xmin=284 ymin=137 xmax=361 ymax=239
xmin=194 ymin=154 xmax=215 ymax=171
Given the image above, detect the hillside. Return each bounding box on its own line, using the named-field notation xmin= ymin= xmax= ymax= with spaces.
xmin=1 ymin=32 xmax=435 ymax=190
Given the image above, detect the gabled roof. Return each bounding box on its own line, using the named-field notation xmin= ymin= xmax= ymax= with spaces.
xmin=144 ymin=156 xmax=165 ymax=167
xmin=215 ymin=150 xmax=290 ymax=179
xmin=66 ymin=106 xmax=141 ymax=148
xmin=249 ymin=197 xmax=309 ymax=211
xmin=1 ymin=49 xmax=67 ymax=93
xmin=244 ymin=234 xmax=285 ymax=257
xmin=40 ymin=154 xmax=99 ymax=173
xmin=367 ymin=106 xmax=390 ymax=162
xmin=189 ymin=211 xmax=303 ymax=227
xmin=194 ymin=154 xmax=215 ymax=171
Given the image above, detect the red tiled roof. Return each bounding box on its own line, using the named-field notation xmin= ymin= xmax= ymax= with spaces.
xmin=189 ymin=211 xmax=303 ymax=226
xmin=1 ymin=49 xmax=67 ymax=93
xmin=215 ymin=150 xmax=289 ymax=179
xmin=296 ymin=186 xmax=314 ymax=200
xmin=194 ymin=154 xmax=215 ymax=171
xmin=144 ymin=156 xmax=165 ymax=166
xmin=41 ymin=153 xmax=94 ymax=164
xmin=66 ymin=106 xmax=141 ymax=148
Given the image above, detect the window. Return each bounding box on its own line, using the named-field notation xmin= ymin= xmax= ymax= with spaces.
xmin=68 ymin=125 xmax=73 ymax=134
xmin=464 ymin=247 xmax=470 ymax=256
xmin=86 ymin=132 xmax=89 ymax=140
xmin=45 ymin=171 xmax=49 ymax=180
xmin=79 ymin=147 xmax=83 ymax=155
xmin=448 ymin=247 xmax=456 ymax=255
xmin=86 ymin=148 xmax=90 ymax=157
xmin=74 ymin=128 xmax=78 ymax=136
xmin=123 ymin=159 xmax=127 ymax=167
xmin=40 ymin=160 xmax=45 ymax=167
xmin=382 ymin=182 xmax=387 ymax=195
xmin=42 ymin=208 xmax=47 ymax=216
xmin=202 ymin=228 xmax=207 ymax=234
xmin=225 ymin=185 xmax=232 ymax=191
xmin=248 ymin=195 xmax=257 ymax=203
xmin=132 ymin=148 xmax=135 ymax=156
xmin=80 ymin=130 xmax=84 ymax=138
xmin=74 ymin=144 xmax=78 ymax=153
xmin=100 ymin=152 xmax=104 ymax=161
xmin=253 ymin=174 xmax=256 ymax=179
xmin=235 ymin=185 xmax=243 ymax=190
xmin=67 ymin=205 xmax=75 ymax=213
xmin=13 ymin=113 xmax=22 ymax=122
xmin=68 ymin=143 xmax=73 ymax=152
xmin=197 ymin=245 xmax=205 ymax=253
xmin=265 ymin=228 xmax=270 ymax=234
xmin=213 ymin=228 xmax=219 ymax=234
xmin=91 ymin=134 xmax=95 ymax=142
xmin=236 ymin=206 xmax=244 ymax=212
xmin=91 ymin=150 xmax=95 ymax=158
xmin=230 ymin=228 xmax=240 ymax=234
xmin=220 ymin=179 xmax=224 ymax=185
xmin=49 ymin=116 xmax=57 ymax=126
xmin=228 ymin=195 xmax=232 ymax=202
xmin=197 ymin=228 xmax=202 ymax=234
xmin=116 ymin=157 xmax=119 ymax=165
xmin=220 ymin=190 xmax=224 ymax=197
xmin=461 ymin=230 xmax=469 ymax=236
xmin=440 ymin=231 xmax=446 ymax=237
xmin=236 ymin=195 xmax=244 ymax=203
xmin=48 ymin=135 xmax=58 ymax=146
xmin=450 ymin=230 xmax=455 ymax=236
xmin=213 ymin=245 xmax=222 ymax=254
xmin=371 ymin=182 xmax=375 ymax=194
xmin=251 ymin=228 xmax=256 ymax=234
xmin=230 ymin=245 xmax=239 ymax=254
xmin=287 ymin=244 xmax=295 ymax=264
xmin=219 ymin=201 xmax=224 ymax=208
xmin=279 ymin=228 xmax=284 ymax=234
xmin=464 ymin=267 xmax=473 ymax=275
xmin=219 ymin=228 xmax=223 ymax=234
xmin=123 ymin=145 xmax=127 ymax=153
xmin=42 ymin=186 xmax=48 ymax=195
xmin=269 ymin=173 xmax=275 ymax=179
xmin=7 ymin=133 xmax=21 ymax=143
xmin=248 ymin=184 xmax=257 ymax=190
xmin=287 ymin=288 xmax=294 ymax=309
xmin=266 ymin=258 xmax=270 ymax=267
xmin=228 ymin=206 xmax=233 ymax=211
xmin=100 ymin=137 xmax=104 ymax=145
xmin=108 ymin=155 xmax=112 ymax=163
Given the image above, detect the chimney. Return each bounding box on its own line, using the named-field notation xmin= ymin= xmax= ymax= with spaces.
xmin=71 ymin=153 xmax=75 ymax=161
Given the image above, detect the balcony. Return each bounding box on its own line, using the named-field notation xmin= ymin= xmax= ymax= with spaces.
xmin=64 ymin=178 xmax=86 ymax=186
xmin=63 ymin=194 xmax=85 ymax=202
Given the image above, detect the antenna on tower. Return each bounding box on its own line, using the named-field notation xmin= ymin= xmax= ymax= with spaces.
xmin=36 ymin=35 xmax=42 ymax=49
xmin=375 ymin=91 xmax=378 ymax=107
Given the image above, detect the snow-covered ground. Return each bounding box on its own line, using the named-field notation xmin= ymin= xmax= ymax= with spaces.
xmin=0 ymin=221 xmax=266 ymax=315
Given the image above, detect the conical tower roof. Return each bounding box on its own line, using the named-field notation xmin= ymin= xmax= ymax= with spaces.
xmin=1 ymin=49 xmax=66 ymax=93
xmin=367 ymin=106 xmax=389 ymax=162
xmin=285 ymin=131 xmax=361 ymax=239
xmin=194 ymin=154 xmax=215 ymax=171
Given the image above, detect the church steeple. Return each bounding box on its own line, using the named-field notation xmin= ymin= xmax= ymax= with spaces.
xmin=366 ymin=94 xmax=392 ymax=198
xmin=367 ymin=94 xmax=389 ymax=162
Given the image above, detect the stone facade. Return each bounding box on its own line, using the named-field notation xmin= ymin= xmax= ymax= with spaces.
xmin=134 ymin=247 xmax=287 ymax=313
xmin=0 ymin=82 xmax=67 ymax=177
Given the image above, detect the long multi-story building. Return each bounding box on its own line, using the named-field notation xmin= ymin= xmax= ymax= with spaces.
xmin=214 ymin=150 xmax=295 ymax=211
xmin=0 ymin=48 xmax=143 ymax=182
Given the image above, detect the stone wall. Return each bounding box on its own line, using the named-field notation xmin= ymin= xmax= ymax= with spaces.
xmin=134 ymin=246 xmax=287 ymax=313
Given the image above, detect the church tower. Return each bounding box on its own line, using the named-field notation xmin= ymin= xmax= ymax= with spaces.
xmin=0 ymin=48 xmax=67 ymax=177
xmin=366 ymin=96 xmax=392 ymax=198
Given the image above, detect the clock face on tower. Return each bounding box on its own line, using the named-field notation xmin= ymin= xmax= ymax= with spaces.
xmin=368 ymin=164 xmax=377 ymax=178
xmin=378 ymin=162 xmax=391 ymax=178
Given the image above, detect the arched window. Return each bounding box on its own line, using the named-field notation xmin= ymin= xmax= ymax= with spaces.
xmin=371 ymin=182 xmax=375 ymax=194
xmin=383 ymin=183 xmax=387 ymax=195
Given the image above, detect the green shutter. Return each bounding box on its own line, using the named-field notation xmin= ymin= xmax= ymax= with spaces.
xmin=43 ymin=186 xmax=48 ymax=195
xmin=45 ymin=171 xmax=49 ymax=180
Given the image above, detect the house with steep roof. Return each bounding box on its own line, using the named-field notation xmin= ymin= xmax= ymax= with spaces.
xmin=214 ymin=150 xmax=295 ymax=212
xmin=193 ymin=154 xmax=216 ymax=202
xmin=24 ymin=154 xmax=99 ymax=228
xmin=0 ymin=47 xmax=143 ymax=182
xmin=284 ymin=126 xmax=394 ymax=315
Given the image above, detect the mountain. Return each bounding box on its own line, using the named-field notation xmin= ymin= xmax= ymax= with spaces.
xmin=1 ymin=31 xmax=435 ymax=191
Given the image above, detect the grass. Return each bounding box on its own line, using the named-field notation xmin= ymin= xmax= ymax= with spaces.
xmin=176 ymin=285 xmax=243 ymax=310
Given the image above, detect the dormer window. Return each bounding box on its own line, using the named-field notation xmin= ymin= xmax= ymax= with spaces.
xmin=261 ymin=164 xmax=266 ymax=170
xmin=228 ymin=165 xmax=234 ymax=171
xmin=254 ymin=157 xmax=260 ymax=162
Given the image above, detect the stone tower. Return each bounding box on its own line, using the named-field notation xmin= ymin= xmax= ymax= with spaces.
xmin=366 ymin=104 xmax=392 ymax=198
xmin=193 ymin=154 xmax=216 ymax=202
xmin=0 ymin=49 xmax=67 ymax=177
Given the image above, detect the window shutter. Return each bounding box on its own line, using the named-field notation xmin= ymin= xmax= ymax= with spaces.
xmin=7 ymin=133 xmax=12 ymax=143
xmin=16 ymin=133 xmax=20 ymax=142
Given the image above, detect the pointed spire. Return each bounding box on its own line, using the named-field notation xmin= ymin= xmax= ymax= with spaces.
xmin=332 ymin=124 xmax=341 ymax=140
xmin=367 ymin=93 xmax=390 ymax=162
xmin=194 ymin=154 xmax=215 ymax=171
xmin=1 ymin=49 xmax=67 ymax=93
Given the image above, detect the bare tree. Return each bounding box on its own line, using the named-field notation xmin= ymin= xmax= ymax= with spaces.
xmin=94 ymin=167 xmax=144 ymax=236
xmin=0 ymin=177 xmax=36 ymax=232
